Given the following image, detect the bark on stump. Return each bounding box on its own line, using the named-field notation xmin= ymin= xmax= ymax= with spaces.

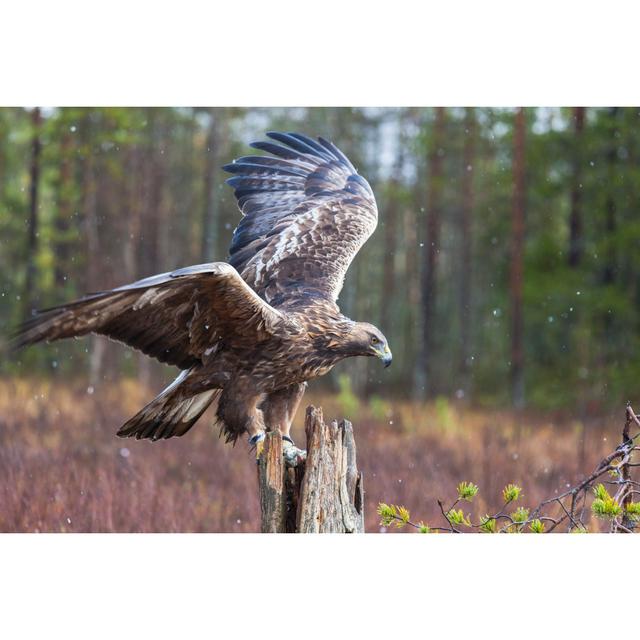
xmin=257 ymin=405 xmax=365 ymax=533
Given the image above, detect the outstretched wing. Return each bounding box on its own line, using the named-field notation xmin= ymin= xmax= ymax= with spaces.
xmin=10 ymin=263 xmax=289 ymax=369
xmin=224 ymin=132 xmax=378 ymax=306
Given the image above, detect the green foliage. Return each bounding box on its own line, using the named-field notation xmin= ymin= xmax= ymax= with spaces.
xmin=457 ymin=481 xmax=479 ymax=502
xmin=529 ymin=519 xmax=545 ymax=533
xmin=435 ymin=396 xmax=454 ymax=431
xmin=446 ymin=508 xmax=471 ymax=527
xmin=377 ymin=503 xmax=410 ymax=528
xmin=593 ymin=483 xmax=609 ymax=501
xmin=377 ymin=502 xmax=431 ymax=532
xmin=368 ymin=395 xmax=391 ymax=421
xmin=381 ymin=451 xmax=637 ymax=532
xmin=377 ymin=503 xmax=398 ymax=527
xmin=511 ymin=507 xmax=530 ymax=524
xmin=479 ymin=515 xmax=497 ymax=533
xmin=336 ymin=374 xmax=359 ymax=417
xmin=624 ymin=501 xmax=640 ymax=522
xmin=591 ymin=484 xmax=622 ymax=519
xmin=502 ymin=484 xmax=523 ymax=504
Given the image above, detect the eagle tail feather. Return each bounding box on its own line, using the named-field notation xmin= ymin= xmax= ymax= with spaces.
xmin=117 ymin=375 xmax=219 ymax=441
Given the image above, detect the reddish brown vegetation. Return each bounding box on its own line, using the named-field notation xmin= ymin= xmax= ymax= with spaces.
xmin=0 ymin=379 xmax=617 ymax=532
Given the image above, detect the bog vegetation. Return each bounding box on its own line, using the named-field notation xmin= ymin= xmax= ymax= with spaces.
xmin=0 ymin=379 xmax=632 ymax=533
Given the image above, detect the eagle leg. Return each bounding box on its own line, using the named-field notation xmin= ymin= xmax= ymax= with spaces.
xmin=262 ymin=383 xmax=308 ymax=465
xmin=261 ymin=382 xmax=307 ymax=440
xmin=217 ymin=386 xmax=267 ymax=446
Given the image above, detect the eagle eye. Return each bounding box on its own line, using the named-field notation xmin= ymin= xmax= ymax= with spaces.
xmin=371 ymin=336 xmax=379 ymax=345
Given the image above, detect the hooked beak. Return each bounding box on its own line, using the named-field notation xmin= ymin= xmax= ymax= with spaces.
xmin=378 ymin=345 xmax=393 ymax=368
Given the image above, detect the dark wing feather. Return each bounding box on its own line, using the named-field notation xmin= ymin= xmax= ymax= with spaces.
xmin=224 ymin=132 xmax=378 ymax=306
xmin=10 ymin=263 xmax=289 ymax=368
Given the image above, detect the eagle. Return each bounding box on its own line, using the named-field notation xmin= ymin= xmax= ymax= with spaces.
xmin=11 ymin=132 xmax=392 ymax=455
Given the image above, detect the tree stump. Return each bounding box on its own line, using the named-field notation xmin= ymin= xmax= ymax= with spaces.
xmin=257 ymin=405 xmax=365 ymax=533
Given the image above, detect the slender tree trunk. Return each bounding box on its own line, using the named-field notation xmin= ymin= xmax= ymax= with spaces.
xmin=0 ymin=115 xmax=7 ymax=202
xmin=23 ymin=107 xmax=42 ymax=320
xmin=405 ymin=201 xmax=421 ymax=393
xmin=568 ymin=107 xmax=586 ymax=268
xmin=567 ymin=108 xmax=588 ymax=456
xmin=510 ymin=108 xmax=526 ymax=409
xmin=600 ymin=107 xmax=620 ymax=379
xmin=421 ymin=107 xmax=445 ymax=398
xmin=201 ymin=110 xmax=220 ymax=261
xmin=603 ymin=107 xmax=619 ymax=286
xmin=380 ymin=161 xmax=402 ymax=334
xmin=54 ymin=128 xmax=75 ymax=288
xmin=458 ymin=108 xmax=475 ymax=392
xmin=80 ymin=121 xmax=105 ymax=387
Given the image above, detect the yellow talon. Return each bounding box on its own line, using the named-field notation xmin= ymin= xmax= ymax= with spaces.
xmin=249 ymin=432 xmax=266 ymax=460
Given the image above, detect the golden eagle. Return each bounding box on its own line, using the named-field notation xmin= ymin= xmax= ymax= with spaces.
xmin=11 ymin=132 xmax=392 ymax=451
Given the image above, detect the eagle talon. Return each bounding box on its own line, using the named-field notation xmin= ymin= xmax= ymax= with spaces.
xmin=249 ymin=432 xmax=266 ymax=460
xmin=282 ymin=436 xmax=306 ymax=467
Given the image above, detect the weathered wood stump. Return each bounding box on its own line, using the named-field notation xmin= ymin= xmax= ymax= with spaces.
xmin=257 ymin=405 xmax=365 ymax=533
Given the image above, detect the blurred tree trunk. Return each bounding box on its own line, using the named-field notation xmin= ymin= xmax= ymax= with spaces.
xmin=421 ymin=107 xmax=445 ymax=398
xmin=54 ymin=127 xmax=75 ymax=288
xmin=567 ymin=107 xmax=588 ymax=454
xmin=405 ymin=201 xmax=421 ymax=393
xmin=568 ymin=107 xmax=585 ymax=268
xmin=458 ymin=108 xmax=475 ymax=393
xmin=23 ymin=107 xmax=42 ymax=320
xmin=201 ymin=109 xmax=221 ymax=261
xmin=510 ymin=108 xmax=526 ymax=409
xmin=81 ymin=127 xmax=105 ymax=387
xmin=603 ymin=107 xmax=619 ymax=286
xmin=599 ymin=107 xmax=620 ymax=380
xmin=123 ymin=144 xmax=152 ymax=387
xmin=380 ymin=154 xmax=402 ymax=335
xmin=154 ymin=120 xmax=171 ymax=274
xmin=0 ymin=115 xmax=6 ymax=201
xmin=138 ymin=108 xmax=161 ymax=278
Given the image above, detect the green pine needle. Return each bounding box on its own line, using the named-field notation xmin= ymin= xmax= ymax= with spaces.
xmin=479 ymin=515 xmax=497 ymax=533
xmin=456 ymin=481 xmax=479 ymax=502
xmin=446 ymin=508 xmax=471 ymax=527
xmin=529 ymin=518 xmax=545 ymax=533
xmin=511 ymin=506 xmax=530 ymax=524
xmin=502 ymin=484 xmax=523 ymax=504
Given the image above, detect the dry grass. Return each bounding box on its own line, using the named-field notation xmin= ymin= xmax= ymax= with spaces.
xmin=0 ymin=378 xmax=619 ymax=532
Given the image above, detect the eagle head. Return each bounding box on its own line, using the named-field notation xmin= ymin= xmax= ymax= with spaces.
xmin=344 ymin=322 xmax=392 ymax=367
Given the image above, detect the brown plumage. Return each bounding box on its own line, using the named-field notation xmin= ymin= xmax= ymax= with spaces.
xmin=10 ymin=132 xmax=392 ymax=445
